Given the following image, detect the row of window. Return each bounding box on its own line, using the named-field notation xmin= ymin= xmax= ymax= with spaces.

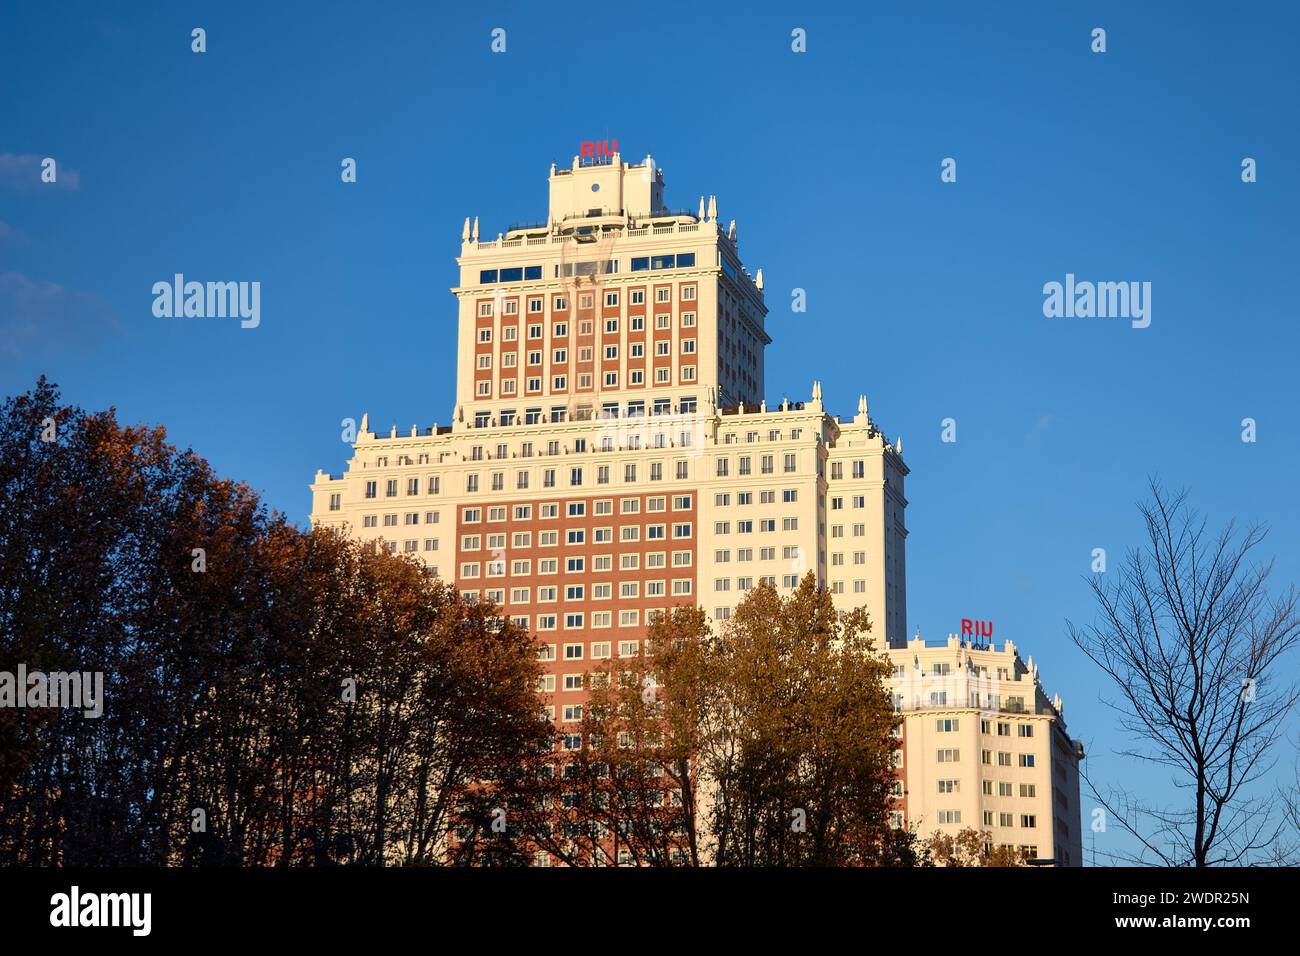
xmin=463 ymin=528 xmax=696 ymax=552
xmin=933 ymin=718 xmax=1035 ymax=738
xmin=477 ymin=334 xmax=697 ymax=359
xmin=460 ymin=537 xmax=696 ymax=573
xmin=892 ymin=663 xmax=1015 ymax=681
xmin=933 ymin=778 xmax=1040 ymax=798
xmin=478 ymin=582 xmax=691 ymax=621
xmin=935 ymin=811 xmax=1038 ymax=829
xmin=466 ymin=548 xmax=697 ymax=576
xmin=470 ymin=396 xmax=700 ymax=428
xmin=720 ymin=428 xmax=804 ymax=445
xmin=934 ymin=749 xmax=1038 ymax=768
xmin=461 ymin=496 xmax=692 ymax=524
xmin=476 ymin=366 xmax=698 ymax=397
xmin=714 ymin=545 xmax=805 ymax=563
xmin=361 ymin=476 xmax=441 ymax=500
xmin=630 ymin=252 xmax=696 ymax=272
xmin=459 ymin=457 xmax=696 ymax=493
xmin=494 ymin=610 xmax=654 ymax=633
xmin=457 ymin=458 xmax=694 ymax=500
xmin=715 ymin=453 xmax=798 ymax=476
xmin=476 ymin=265 xmax=544 ymax=284
xmin=712 ymin=574 xmax=808 ymax=594
xmin=892 ymin=691 xmax=1029 ymax=712
xmin=367 ymin=538 xmax=438 ymax=557
xmin=351 ymin=511 xmax=443 ymax=527
xmin=830 ymin=461 xmax=869 ymax=480
xmin=530 ymin=613 xmax=685 ymax=654
xmin=461 ymin=521 xmax=692 ymax=546
xmin=475 ymin=284 xmax=695 ymax=313
xmin=830 ymin=496 xmax=870 ymax=510
xmin=713 ymin=517 xmax=799 ymax=535
xmin=461 ymin=558 xmax=693 ymax=586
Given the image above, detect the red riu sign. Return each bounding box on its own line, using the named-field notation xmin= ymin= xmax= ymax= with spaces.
xmin=961 ymin=618 xmax=993 ymax=639
xmin=580 ymin=139 xmax=618 ymax=159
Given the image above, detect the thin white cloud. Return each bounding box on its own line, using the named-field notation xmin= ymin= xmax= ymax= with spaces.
xmin=0 ymin=220 xmax=29 ymax=245
xmin=0 ymin=271 xmax=117 ymax=357
xmin=0 ymin=152 xmax=81 ymax=191
xmin=1027 ymin=414 xmax=1059 ymax=443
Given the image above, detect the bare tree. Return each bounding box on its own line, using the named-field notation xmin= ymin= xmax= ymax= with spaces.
xmin=1069 ymin=480 xmax=1300 ymax=866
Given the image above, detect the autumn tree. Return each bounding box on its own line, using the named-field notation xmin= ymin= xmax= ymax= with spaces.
xmin=528 ymin=581 xmax=906 ymax=868
xmin=920 ymin=827 xmax=1026 ymax=867
xmin=698 ymin=575 xmax=904 ymax=866
xmin=0 ymin=378 xmax=551 ymax=866
xmin=553 ymin=606 xmax=711 ymax=866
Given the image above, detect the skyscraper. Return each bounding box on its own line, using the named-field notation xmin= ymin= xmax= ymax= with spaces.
xmin=311 ymin=149 xmax=911 ymax=672
xmin=309 ymin=149 xmax=1086 ymax=864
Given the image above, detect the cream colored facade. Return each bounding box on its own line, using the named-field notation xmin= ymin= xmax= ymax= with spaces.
xmin=307 ymin=389 xmax=910 ymax=645
xmin=888 ymin=635 xmax=1084 ymax=865
xmin=310 ymin=151 xmax=909 ymax=647
xmin=306 ymin=152 xmax=1082 ymax=862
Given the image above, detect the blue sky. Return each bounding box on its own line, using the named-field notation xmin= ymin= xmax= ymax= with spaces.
xmin=3 ymin=1 xmax=1298 ymax=863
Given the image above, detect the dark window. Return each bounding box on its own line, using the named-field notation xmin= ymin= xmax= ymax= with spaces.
xmin=479 ymin=269 xmax=498 ymax=283
xmin=525 ymin=265 xmax=542 ymax=280
xmin=499 ymin=267 xmax=523 ymax=282
xmin=676 ymin=252 xmax=695 ymax=267
xmin=651 ymin=254 xmax=675 ymax=270
xmin=631 ymin=257 xmax=650 ymax=272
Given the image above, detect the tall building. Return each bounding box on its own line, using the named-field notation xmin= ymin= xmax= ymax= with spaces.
xmin=310 ymin=149 xmax=911 ymax=657
xmin=308 ymin=149 xmax=1079 ymax=862
xmin=887 ymin=634 xmax=1085 ymax=866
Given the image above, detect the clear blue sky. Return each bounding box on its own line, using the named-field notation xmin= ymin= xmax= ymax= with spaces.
xmin=4 ymin=1 xmax=1298 ymax=864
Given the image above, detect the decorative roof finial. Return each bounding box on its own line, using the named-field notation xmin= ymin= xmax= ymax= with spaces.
xmin=471 ymin=217 xmax=479 ymax=242
xmin=462 ymin=217 xmax=471 ymax=242
xmin=698 ymin=196 xmax=706 ymax=220
xmin=707 ymin=195 xmax=717 ymax=221
xmin=755 ymin=267 xmax=764 ymax=291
